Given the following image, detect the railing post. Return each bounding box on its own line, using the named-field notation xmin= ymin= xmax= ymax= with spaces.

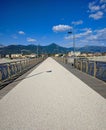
xmin=65 ymin=57 xmax=67 ymax=64
xmin=80 ymin=60 xmax=82 ymax=71
xmin=76 ymin=59 xmax=79 ymax=69
xmin=7 ymin=63 xmax=11 ymax=79
xmin=62 ymin=57 xmax=63 ymax=63
xmin=0 ymin=71 xmax=2 ymax=82
xmin=20 ymin=61 xmax=22 ymax=71
xmin=94 ymin=61 xmax=97 ymax=77
xmin=74 ymin=58 xmax=77 ymax=68
xmin=63 ymin=57 xmax=64 ymax=63
xmin=86 ymin=60 xmax=88 ymax=73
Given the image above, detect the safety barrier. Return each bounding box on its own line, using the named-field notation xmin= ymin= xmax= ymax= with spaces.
xmin=74 ymin=58 xmax=106 ymax=81
xmin=53 ymin=57 xmax=68 ymax=64
xmin=0 ymin=57 xmax=45 ymax=88
xmin=54 ymin=56 xmax=106 ymax=82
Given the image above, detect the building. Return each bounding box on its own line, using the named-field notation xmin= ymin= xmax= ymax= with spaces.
xmin=25 ymin=54 xmax=37 ymax=58
xmin=68 ymin=51 xmax=81 ymax=57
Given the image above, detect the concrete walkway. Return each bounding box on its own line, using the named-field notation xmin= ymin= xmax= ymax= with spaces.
xmin=0 ymin=57 xmax=106 ymax=130
xmin=56 ymin=59 xmax=106 ymax=98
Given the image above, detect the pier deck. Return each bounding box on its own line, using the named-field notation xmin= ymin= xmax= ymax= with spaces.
xmin=56 ymin=60 xmax=106 ymax=98
xmin=0 ymin=57 xmax=106 ymax=130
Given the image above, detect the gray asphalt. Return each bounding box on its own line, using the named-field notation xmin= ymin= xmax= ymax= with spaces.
xmin=0 ymin=57 xmax=106 ymax=130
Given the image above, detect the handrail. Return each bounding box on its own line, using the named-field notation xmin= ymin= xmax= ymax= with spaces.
xmin=54 ymin=56 xmax=106 ymax=82
xmin=0 ymin=57 xmax=46 ymax=88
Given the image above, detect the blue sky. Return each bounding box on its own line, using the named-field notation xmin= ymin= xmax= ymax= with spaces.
xmin=0 ymin=0 xmax=106 ymax=47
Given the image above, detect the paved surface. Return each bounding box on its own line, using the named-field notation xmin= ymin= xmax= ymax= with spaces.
xmin=0 ymin=57 xmax=106 ymax=130
xmin=56 ymin=60 xmax=106 ymax=98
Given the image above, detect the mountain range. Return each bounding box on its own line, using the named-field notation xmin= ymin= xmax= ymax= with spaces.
xmin=0 ymin=43 xmax=106 ymax=55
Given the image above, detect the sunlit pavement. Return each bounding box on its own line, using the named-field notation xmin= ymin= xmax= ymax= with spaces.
xmin=0 ymin=57 xmax=106 ymax=130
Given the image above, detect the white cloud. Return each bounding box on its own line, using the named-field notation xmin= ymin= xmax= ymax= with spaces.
xmin=89 ymin=11 xmax=103 ymax=20
xmin=82 ymin=28 xmax=106 ymax=41
xmin=86 ymin=35 xmax=98 ymax=41
xmin=86 ymin=29 xmax=106 ymax=43
xmin=65 ymin=29 xmax=92 ymax=40
xmin=100 ymin=0 xmax=106 ymax=3
xmin=101 ymin=4 xmax=106 ymax=9
xmin=64 ymin=28 xmax=106 ymax=46
xmin=89 ymin=2 xmax=100 ymax=12
xmin=64 ymin=35 xmax=73 ymax=40
xmin=27 ymin=37 xmax=37 ymax=42
xmin=88 ymin=28 xmax=106 ymax=41
xmin=18 ymin=31 xmax=25 ymax=35
xmin=72 ymin=20 xmax=83 ymax=25
xmin=81 ymin=28 xmax=91 ymax=31
xmin=94 ymin=28 xmax=106 ymax=41
xmin=76 ymin=30 xmax=92 ymax=38
xmin=52 ymin=24 xmax=72 ymax=32
xmin=88 ymin=0 xmax=106 ymax=20
xmin=95 ymin=28 xmax=106 ymax=33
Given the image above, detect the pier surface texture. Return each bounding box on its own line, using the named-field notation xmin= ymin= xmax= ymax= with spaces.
xmin=0 ymin=57 xmax=106 ymax=130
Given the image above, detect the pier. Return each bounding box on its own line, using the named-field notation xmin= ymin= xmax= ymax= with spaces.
xmin=0 ymin=57 xmax=106 ymax=130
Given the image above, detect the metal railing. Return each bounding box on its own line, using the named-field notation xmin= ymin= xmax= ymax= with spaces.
xmin=74 ymin=58 xmax=106 ymax=82
xmin=0 ymin=57 xmax=46 ymax=88
xmin=53 ymin=57 xmax=68 ymax=64
xmin=54 ymin=56 xmax=106 ymax=82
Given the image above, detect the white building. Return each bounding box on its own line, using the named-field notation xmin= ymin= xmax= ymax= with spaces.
xmin=68 ymin=51 xmax=81 ymax=57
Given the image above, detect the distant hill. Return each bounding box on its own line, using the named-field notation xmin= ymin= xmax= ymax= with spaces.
xmin=0 ymin=43 xmax=70 ymax=55
xmin=41 ymin=43 xmax=71 ymax=54
xmin=77 ymin=46 xmax=106 ymax=53
xmin=0 ymin=43 xmax=106 ymax=55
xmin=0 ymin=44 xmax=5 ymax=48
